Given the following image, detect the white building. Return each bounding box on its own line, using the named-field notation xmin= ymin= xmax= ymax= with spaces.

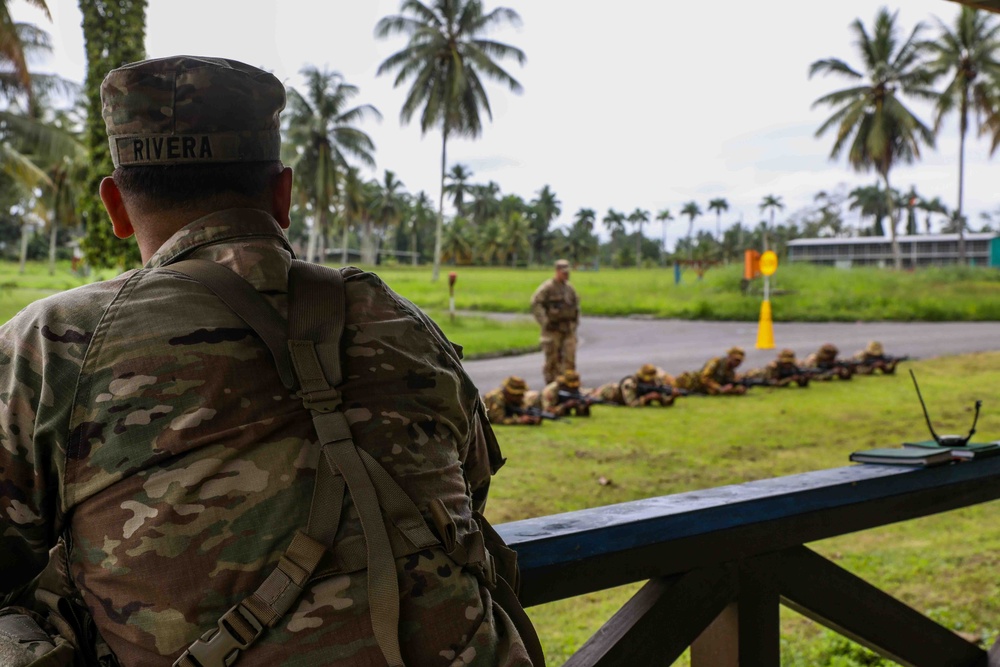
xmin=786 ymin=233 xmax=999 ymax=268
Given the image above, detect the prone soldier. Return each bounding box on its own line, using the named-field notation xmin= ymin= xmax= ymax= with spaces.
xmin=754 ymin=348 xmax=811 ymax=387
xmin=852 ymin=340 xmax=910 ymax=375
xmin=803 ymin=343 xmax=854 ymax=380
xmin=590 ymin=364 xmax=679 ymax=407
xmin=675 ymin=346 xmax=749 ymax=395
xmin=484 ymin=376 xmax=546 ymax=424
xmin=541 ymin=370 xmax=600 ymax=417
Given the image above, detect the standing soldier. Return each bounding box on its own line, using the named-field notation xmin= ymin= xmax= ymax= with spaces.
xmin=590 ymin=364 xmax=677 ymax=407
xmin=484 ymin=376 xmax=543 ymax=425
xmin=531 ymin=258 xmax=580 ymax=384
xmin=675 ymin=347 xmax=748 ymax=395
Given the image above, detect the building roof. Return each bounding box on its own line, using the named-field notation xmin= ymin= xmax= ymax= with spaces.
xmin=949 ymin=0 xmax=1000 ymax=11
xmin=786 ymin=233 xmax=998 ymax=247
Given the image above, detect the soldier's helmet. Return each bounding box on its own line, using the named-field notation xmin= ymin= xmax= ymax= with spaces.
xmin=819 ymin=343 xmax=838 ymax=357
xmin=560 ymin=370 xmax=581 ymax=388
xmin=101 ymin=55 xmax=285 ymax=168
xmin=502 ymin=376 xmax=528 ymax=395
xmin=727 ymin=346 xmax=746 ymax=360
xmin=865 ymin=340 xmax=884 ymax=356
xmin=636 ymin=364 xmax=658 ymax=382
xmin=778 ymin=348 xmax=796 ymax=363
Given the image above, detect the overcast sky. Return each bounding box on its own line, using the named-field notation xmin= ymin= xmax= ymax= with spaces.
xmin=12 ymin=0 xmax=1000 ymax=248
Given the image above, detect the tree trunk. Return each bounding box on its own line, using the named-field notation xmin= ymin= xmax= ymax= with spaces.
xmin=884 ymin=173 xmax=901 ymax=269
xmin=411 ymin=228 xmax=418 ymax=266
xmin=19 ymin=221 xmax=29 ymax=275
xmin=957 ymin=92 xmax=968 ymax=264
xmin=635 ymin=225 xmax=642 ymax=267
xmin=432 ymin=129 xmax=448 ymax=282
xmin=48 ymin=217 xmax=57 ymax=276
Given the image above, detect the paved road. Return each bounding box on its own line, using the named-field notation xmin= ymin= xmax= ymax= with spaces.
xmin=463 ymin=317 xmax=1000 ymax=392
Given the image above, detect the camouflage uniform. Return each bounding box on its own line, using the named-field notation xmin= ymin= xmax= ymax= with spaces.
xmin=675 ymin=347 xmax=745 ymax=395
xmin=803 ymin=343 xmax=852 ymax=380
xmin=755 ymin=349 xmax=809 ymax=387
xmin=539 ymin=371 xmax=591 ymax=416
xmin=0 ymin=56 xmax=532 ymax=667
xmin=530 ymin=260 xmax=579 ymax=384
xmin=590 ymin=365 xmax=673 ymax=407
xmin=483 ymin=377 xmax=539 ymax=426
xmin=852 ymin=340 xmax=898 ymax=375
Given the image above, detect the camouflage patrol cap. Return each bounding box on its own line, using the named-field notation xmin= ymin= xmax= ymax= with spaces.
xmin=503 ymin=376 xmax=528 ymax=395
xmin=637 ymin=364 xmax=657 ymax=382
xmin=778 ymin=348 xmax=796 ymax=362
xmin=101 ymin=55 xmax=285 ymax=168
xmin=865 ymin=340 xmax=884 ymax=355
xmin=727 ymin=346 xmax=745 ymax=359
xmin=560 ymin=370 xmax=581 ymax=388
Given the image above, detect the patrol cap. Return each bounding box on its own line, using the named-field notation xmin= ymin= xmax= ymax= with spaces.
xmin=503 ymin=376 xmax=528 ymax=395
xmin=820 ymin=343 xmax=838 ymax=355
xmin=101 ymin=55 xmax=285 ymax=168
xmin=560 ymin=370 xmax=581 ymax=388
xmin=727 ymin=346 xmax=745 ymax=359
xmin=637 ymin=364 xmax=657 ymax=382
xmin=555 ymin=259 xmax=570 ymax=270
xmin=865 ymin=340 xmax=884 ymax=355
xmin=778 ymin=348 xmax=796 ymax=362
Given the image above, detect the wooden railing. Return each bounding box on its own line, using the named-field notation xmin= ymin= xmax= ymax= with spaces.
xmin=497 ymin=457 xmax=1000 ymax=666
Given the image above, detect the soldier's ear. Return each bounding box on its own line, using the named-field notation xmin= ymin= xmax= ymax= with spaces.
xmin=271 ymin=167 xmax=293 ymax=229
xmin=100 ymin=177 xmax=134 ymax=240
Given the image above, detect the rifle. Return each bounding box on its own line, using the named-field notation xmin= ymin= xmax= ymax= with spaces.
xmin=868 ymin=354 xmax=912 ymax=364
xmin=507 ymin=404 xmax=560 ymax=421
xmin=734 ymin=376 xmax=770 ymax=389
xmin=557 ymin=389 xmax=611 ymax=406
xmin=636 ymin=382 xmax=690 ymax=398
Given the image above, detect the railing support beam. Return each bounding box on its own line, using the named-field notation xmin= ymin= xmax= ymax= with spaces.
xmin=691 ymin=554 xmax=781 ymax=667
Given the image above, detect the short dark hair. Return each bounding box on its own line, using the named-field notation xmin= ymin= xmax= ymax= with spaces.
xmin=112 ymin=161 xmax=283 ymax=208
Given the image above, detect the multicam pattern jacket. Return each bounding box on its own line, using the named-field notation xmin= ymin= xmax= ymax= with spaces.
xmin=675 ymin=356 xmax=736 ymax=394
xmin=529 ymin=279 xmax=579 ymax=335
xmin=0 ymin=209 xmax=529 ymax=666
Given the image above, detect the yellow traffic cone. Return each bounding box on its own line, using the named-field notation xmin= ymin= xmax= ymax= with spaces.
xmin=756 ymin=300 xmax=775 ymax=349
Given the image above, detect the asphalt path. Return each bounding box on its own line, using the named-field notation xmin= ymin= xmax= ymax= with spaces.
xmin=462 ymin=316 xmax=1000 ymax=392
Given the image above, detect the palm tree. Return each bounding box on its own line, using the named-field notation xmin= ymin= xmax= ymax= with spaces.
xmin=561 ymin=208 xmax=598 ymax=266
xmin=758 ymin=195 xmax=784 ymax=250
xmin=285 ymin=67 xmax=381 ymax=264
xmin=810 ymin=8 xmax=936 ymax=268
xmin=707 ymin=198 xmax=729 ymax=240
xmin=1 ymin=0 xmax=51 ymax=101
xmin=405 ymin=191 xmax=434 ymax=264
xmin=375 ymin=0 xmax=526 ymax=281
xmin=627 ymin=207 xmax=649 ymax=267
xmin=370 ymin=169 xmax=408 ymax=264
xmin=918 ymin=195 xmax=949 ymax=233
xmin=680 ymin=201 xmax=701 ymax=259
xmin=442 ymin=216 xmax=473 ymax=264
xmin=923 ymin=7 xmax=1000 ymax=263
xmin=848 ymin=183 xmax=890 ymax=235
xmin=529 ymin=184 xmax=560 ymax=265
xmin=468 ymin=180 xmax=501 ymax=226
xmin=655 ymin=208 xmax=673 ymax=265
xmin=501 ymin=209 xmax=531 ymax=266
xmin=443 ymin=163 xmax=473 ymax=216
xmin=602 ymin=208 xmax=625 ymax=261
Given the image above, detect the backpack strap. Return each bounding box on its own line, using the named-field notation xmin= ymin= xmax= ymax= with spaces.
xmin=165 ymin=259 xmax=438 ymax=667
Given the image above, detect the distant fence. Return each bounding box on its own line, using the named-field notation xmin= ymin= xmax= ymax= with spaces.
xmin=498 ymin=459 xmax=1000 ymax=666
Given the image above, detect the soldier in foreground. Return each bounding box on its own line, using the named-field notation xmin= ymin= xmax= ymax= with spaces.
xmin=531 ymin=258 xmax=580 ymax=384
xmin=0 ymin=56 xmax=537 ymax=666
xmin=590 ymin=364 xmax=678 ymax=407
xmin=675 ymin=346 xmax=748 ymax=395
xmin=852 ymin=340 xmax=909 ymax=375
xmin=484 ymin=376 xmax=545 ymax=424
xmin=803 ymin=343 xmax=854 ymax=380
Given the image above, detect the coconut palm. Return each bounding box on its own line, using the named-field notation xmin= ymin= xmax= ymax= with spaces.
xmin=655 ymin=208 xmax=673 ymax=265
xmin=529 ymin=184 xmax=560 ymax=265
xmin=370 ymin=169 xmax=408 ymax=264
xmin=560 ymin=208 xmax=598 ymax=266
xmin=375 ymin=0 xmax=525 ymax=281
xmin=285 ymin=67 xmax=380 ymax=264
xmin=468 ymin=180 xmax=501 ymax=226
xmin=848 ymin=183 xmax=890 ymax=235
xmin=602 ymin=208 xmax=625 ymax=261
xmin=923 ymin=7 xmax=1000 ymax=263
xmin=680 ymin=201 xmax=701 ymax=259
xmin=442 ymin=216 xmax=473 ymax=264
xmin=758 ymin=195 xmax=784 ymax=250
xmin=707 ymin=197 xmax=729 ymax=240
xmin=627 ymin=207 xmax=649 ymax=267
xmin=0 ymin=0 xmax=50 ymax=101
xmin=405 ymin=191 xmax=434 ymax=264
xmin=810 ymin=8 xmax=936 ymax=268
xmin=918 ymin=195 xmax=949 ymax=233
xmin=502 ymin=209 xmax=530 ymax=266
xmin=443 ymin=163 xmax=473 ymax=216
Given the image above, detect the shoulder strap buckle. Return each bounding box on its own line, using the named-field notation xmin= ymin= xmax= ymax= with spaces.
xmin=173 ymin=604 xmax=264 ymax=667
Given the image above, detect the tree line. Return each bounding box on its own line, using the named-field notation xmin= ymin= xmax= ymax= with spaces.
xmin=2 ymin=2 xmax=1000 ymax=274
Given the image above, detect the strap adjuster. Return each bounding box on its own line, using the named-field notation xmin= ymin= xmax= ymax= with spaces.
xmin=173 ymin=604 xmax=264 ymax=667
xmin=298 ymin=388 xmax=342 ymax=413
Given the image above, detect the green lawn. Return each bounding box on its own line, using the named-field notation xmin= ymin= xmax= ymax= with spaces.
xmin=484 ymin=353 xmax=1000 ymax=666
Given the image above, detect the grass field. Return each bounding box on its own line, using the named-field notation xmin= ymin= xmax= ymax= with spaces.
xmin=483 ymin=353 xmax=1000 ymax=666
